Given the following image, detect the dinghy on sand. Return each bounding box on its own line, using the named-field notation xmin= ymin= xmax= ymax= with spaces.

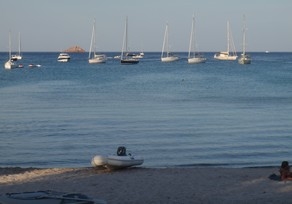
xmin=91 ymin=146 xmax=144 ymax=170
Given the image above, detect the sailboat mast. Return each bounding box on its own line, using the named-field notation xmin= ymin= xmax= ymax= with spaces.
xmin=93 ymin=19 xmax=96 ymax=56
xmin=166 ymin=24 xmax=169 ymax=57
xmin=121 ymin=16 xmax=128 ymax=60
xmin=18 ymin=32 xmax=21 ymax=56
xmin=89 ymin=19 xmax=96 ymax=59
xmin=161 ymin=23 xmax=168 ymax=58
xmin=8 ymin=31 xmax=11 ymax=60
xmin=242 ymin=15 xmax=247 ymax=55
xmin=126 ymin=16 xmax=128 ymax=53
xmin=188 ymin=16 xmax=195 ymax=58
xmin=227 ymin=21 xmax=230 ymax=54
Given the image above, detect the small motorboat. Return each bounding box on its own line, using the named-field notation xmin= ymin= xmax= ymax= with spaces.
xmin=17 ymin=64 xmax=24 ymax=68
xmin=91 ymin=146 xmax=144 ymax=170
xmin=0 ymin=190 xmax=106 ymax=204
xmin=29 ymin=64 xmax=41 ymax=68
xmin=57 ymin=53 xmax=70 ymax=62
xmin=106 ymin=154 xmax=144 ymax=169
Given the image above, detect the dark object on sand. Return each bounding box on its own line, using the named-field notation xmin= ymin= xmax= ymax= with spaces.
xmin=0 ymin=190 xmax=106 ymax=204
xmin=268 ymin=173 xmax=281 ymax=181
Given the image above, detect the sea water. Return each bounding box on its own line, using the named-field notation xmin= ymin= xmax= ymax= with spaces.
xmin=0 ymin=52 xmax=291 ymax=168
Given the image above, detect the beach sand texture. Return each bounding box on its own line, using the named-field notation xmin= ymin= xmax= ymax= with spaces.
xmin=1 ymin=167 xmax=292 ymax=204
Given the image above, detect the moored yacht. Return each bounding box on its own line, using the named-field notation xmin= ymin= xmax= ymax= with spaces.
xmin=57 ymin=53 xmax=70 ymax=62
xmin=88 ymin=18 xmax=107 ymax=64
xmin=120 ymin=17 xmax=139 ymax=64
xmin=188 ymin=15 xmax=206 ymax=64
xmin=11 ymin=32 xmax=23 ymax=61
xmin=4 ymin=31 xmax=16 ymax=70
xmin=238 ymin=15 xmax=251 ymax=65
xmin=214 ymin=21 xmax=237 ymax=61
xmin=161 ymin=23 xmax=179 ymax=62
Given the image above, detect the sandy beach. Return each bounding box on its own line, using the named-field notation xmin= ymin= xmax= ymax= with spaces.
xmin=0 ymin=167 xmax=291 ymax=204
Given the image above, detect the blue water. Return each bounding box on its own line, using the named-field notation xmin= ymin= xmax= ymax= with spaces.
xmin=0 ymin=52 xmax=292 ymax=168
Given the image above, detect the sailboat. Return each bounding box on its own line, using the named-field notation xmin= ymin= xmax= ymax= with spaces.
xmin=88 ymin=18 xmax=106 ymax=64
xmin=4 ymin=31 xmax=16 ymax=70
xmin=188 ymin=15 xmax=206 ymax=64
xmin=214 ymin=21 xmax=237 ymax=60
xmin=11 ymin=32 xmax=22 ymax=61
xmin=238 ymin=15 xmax=251 ymax=64
xmin=161 ymin=23 xmax=179 ymax=62
xmin=121 ymin=17 xmax=139 ymax=64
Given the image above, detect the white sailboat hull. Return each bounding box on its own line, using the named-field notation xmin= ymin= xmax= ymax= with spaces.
xmin=214 ymin=52 xmax=237 ymax=60
xmin=88 ymin=19 xmax=106 ymax=64
xmin=188 ymin=57 xmax=206 ymax=64
xmin=120 ymin=17 xmax=139 ymax=65
xmin=238 ymin=15 xmax=251 ymax=65
xmin=214 ymin=21 xmax=237 ymax=61
xmin=161 ymin=23 xmax=178 ymax=63
xmin=238 ymin=54 xmax=251 ymax=64
xmin=11 ymin=55 xmax=22 ymax=60
xmin=4 ymin=60 xmax=15 ymax=69
xmin=89 ymin=54 xmax=107 ymax=64
xmin=161 ymin=56 xmax=179 ymax=62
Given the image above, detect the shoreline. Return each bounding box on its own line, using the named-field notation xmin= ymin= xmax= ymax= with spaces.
xmin=1 ymin=166 xmax=292 ymax=204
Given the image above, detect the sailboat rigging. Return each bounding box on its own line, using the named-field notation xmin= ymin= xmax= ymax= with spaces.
xmin=214 ymin=21 xmax=237 ymax=60
xmin=11 ymin=32 xmax=22 ymax=61
xmin=88 ymin=18 xmax=106 ymax=64
xmin=188 ymin=15 xmax=206 ymax=64
xmin=121 ymin=16 xmax=139 ymax=64
xmin=161 ymin=23 xmax=179 ymax=62
xmin=4 ymin=31 xmax=16 ymax=69
xmin=238 ymin=15 xmax=251 ymax=64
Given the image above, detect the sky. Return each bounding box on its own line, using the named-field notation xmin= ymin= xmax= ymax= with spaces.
xmin=1 ymin=0 xmax=292 ymax=52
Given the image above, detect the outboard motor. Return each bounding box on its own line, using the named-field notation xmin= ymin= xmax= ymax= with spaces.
xmin=117 ymin=146 xmax=127 ymax=156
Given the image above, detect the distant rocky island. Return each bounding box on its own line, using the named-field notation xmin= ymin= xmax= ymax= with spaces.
xmin=63 ymin=46 xmax=85 ymax=53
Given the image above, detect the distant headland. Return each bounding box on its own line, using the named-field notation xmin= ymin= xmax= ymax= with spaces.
xmin=63 ymin=46 xmax=85 ymax=53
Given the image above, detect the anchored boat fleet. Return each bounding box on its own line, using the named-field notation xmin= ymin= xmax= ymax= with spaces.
xmin=3 ymin=15 xmax=251 ymax=69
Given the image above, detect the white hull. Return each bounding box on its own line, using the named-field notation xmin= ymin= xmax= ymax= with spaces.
xmin=4 ymin=60 xmax=15 ymax=69
xmin=161 ymin=23 xmax=178 ymax=63
xmin=238 ymin=55 xmax=251 ymax=64
xmin=121 ymin=17 xmax=139 ymax=65
xmin=91 ymin=155 xmax=108 ymax=167
xmin=188 ymin=57 xmax=206 ymax=64
xmin=107 ymin=155 xmax=144 ymax=169
xmin=214 ymin=22 xmax=237 ymax=61
xmin=161 ymin=56 xmax=179 ymax=62
xmin=89 ymin=54 xmax=107 ymax=64
xmin=88 ymin=19 xmax=106 ymax=64
xmin=91 ymin=154 xmax=144 ymax=169
xmin=11 ymin=55 xmax=22 ymax=60
xmin=188 ymin=15 xmax=207 ymax=64
xmin=58 ymin=53 xmax=70 ymax=62
xmin=132 ymin=55 xmax=143 ymax=59
xmin=238 ymin=16 xmax=251 ymax=65
xmin=214 ymin=52 xmax=237 ymax=60
xmin=58 ymin=58 xmax=70 ymax=62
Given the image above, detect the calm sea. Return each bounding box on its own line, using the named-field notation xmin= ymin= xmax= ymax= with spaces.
xmin=0 ymin=52 xmax=291 ymax=168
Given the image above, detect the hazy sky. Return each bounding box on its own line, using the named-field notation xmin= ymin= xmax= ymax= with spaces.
xmin=1 ymin=0 xmax=292 ymax=52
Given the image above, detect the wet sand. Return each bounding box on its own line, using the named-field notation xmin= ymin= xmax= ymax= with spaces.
xmin=1 ymin=167 xmax=291 ymax=204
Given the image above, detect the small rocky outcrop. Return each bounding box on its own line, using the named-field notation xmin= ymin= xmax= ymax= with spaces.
xmin=63 ymin=46 xmax=85 ymax=53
